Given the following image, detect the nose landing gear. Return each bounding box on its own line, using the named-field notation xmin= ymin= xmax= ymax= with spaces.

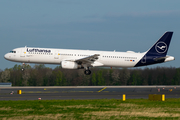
xmin=21 ymin=63 xmax=25 ymax=72
xmin=21 ymin=68 xmax=25 ymax=71
xmin=21 ymin=63 xmax=27 ymax=72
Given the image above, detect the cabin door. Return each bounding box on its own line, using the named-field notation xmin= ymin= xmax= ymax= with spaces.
xmin=54 ymin=50 xmax=59 ymax=59
xmin=20 ymin=48 xmax=26 ymax=57
xmin=141 ymin=55 xmax=146 ymax=63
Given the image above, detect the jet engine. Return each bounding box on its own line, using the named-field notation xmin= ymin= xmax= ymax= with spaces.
xmin=61 ymin=61 xmax=83 ymax=69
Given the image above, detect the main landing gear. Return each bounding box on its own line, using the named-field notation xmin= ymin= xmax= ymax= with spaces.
xmin=84 ymin=67 xmax=91 ymax=75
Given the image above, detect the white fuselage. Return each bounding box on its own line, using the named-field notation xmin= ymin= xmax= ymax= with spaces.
xmin=4 ymin=47 xmax=145 ymax=68
xmin=4 ymin=32 xmax=175 ymax=75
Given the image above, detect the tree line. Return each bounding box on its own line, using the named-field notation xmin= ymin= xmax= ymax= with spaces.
xmin=0 ymin=64 xmax=180 ymax=86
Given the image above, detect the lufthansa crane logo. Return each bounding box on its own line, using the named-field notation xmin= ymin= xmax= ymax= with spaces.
xmin=155 ymin=42 xmax=167 ymax=53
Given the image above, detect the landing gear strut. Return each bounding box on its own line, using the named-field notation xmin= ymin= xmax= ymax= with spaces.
xmin=84 ymin=67 xmax=91 ymax=75
xmin=21 ymin=63 xmax=25 ymax=72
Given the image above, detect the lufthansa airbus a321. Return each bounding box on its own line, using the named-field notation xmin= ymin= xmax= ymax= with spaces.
xmin=4 ymin=32 xmax=175 ymax=75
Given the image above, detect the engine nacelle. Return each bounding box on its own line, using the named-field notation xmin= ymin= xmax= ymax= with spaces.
xmin=61 ymin=61 xmax=79 ymax=69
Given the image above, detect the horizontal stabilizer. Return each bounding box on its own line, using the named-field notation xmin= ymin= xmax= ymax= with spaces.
xmin=154 ymin=56 xmax=175 ymax=62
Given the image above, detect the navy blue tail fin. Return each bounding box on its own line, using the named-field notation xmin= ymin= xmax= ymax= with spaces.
xmin=146 ymin=31 xmax=173 ymax=57
xmin=135 ymin=32 xmax=173 ymax=67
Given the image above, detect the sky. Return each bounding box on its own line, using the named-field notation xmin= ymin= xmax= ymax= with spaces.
xmin=1 ymin=0 xmax=180 ymax=70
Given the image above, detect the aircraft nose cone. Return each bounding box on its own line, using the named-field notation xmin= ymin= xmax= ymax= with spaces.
xmin=4 ymin=54 xmax=9 ymax=60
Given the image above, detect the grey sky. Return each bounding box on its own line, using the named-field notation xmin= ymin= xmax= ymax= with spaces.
xmin=1 ymin=0 xmax=180 ymax=70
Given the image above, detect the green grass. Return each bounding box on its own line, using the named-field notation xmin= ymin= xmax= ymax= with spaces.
xmin=0 ymin=99 xmax=180 ymax=120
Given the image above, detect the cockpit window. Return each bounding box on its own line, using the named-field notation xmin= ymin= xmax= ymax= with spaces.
xmin=10 ymin=51 xmax=16 ymax=53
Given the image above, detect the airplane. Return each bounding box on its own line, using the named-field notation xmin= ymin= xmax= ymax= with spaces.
xmin=4 ymin=31 xmax=175 ymax=75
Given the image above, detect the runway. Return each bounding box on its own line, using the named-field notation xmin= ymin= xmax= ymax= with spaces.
xmin=0 ymin=86 xmax=180 ymax=100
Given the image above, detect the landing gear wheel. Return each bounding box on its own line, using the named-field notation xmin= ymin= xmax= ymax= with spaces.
xmin=21 ymin=63 xmax=26 ymax=72
xmin=21 ymin=68 xmax=25 ymax=72
xmin=84 ymin=70 xmax=91 ymax=75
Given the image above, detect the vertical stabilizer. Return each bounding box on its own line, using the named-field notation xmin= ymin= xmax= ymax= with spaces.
xmin=135 ymin=32 xmax=173 ymax=67
xmin=146 ymin=32 xmax=173 ymax=57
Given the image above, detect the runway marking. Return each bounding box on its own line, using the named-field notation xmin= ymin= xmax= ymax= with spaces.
xmin=22 ymin=91 xmax=96 ymax=93
xmin=98 ymin=87 xmax=107 ymax=92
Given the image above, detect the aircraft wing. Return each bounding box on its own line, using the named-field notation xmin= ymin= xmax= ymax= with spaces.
xmin=75 ymin=54 xmax=100 ymax=64
xmin=65 ymin=54 xmax=101 ymax=66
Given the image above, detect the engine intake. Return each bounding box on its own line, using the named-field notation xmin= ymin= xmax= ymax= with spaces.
xmin=61 ymin=61 xmax=83 ymax=69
